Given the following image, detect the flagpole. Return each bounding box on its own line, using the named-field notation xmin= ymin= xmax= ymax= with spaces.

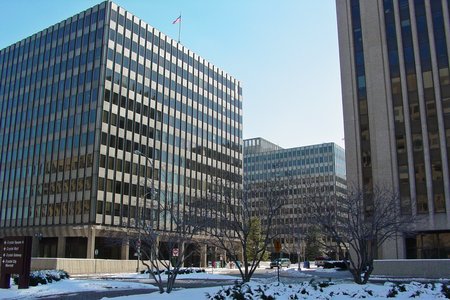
xmin=178 ymin=12 xmax=182 ymax=43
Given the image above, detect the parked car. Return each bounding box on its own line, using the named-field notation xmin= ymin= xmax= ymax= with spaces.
xmin=270 ymin=258 xmax=291 ymax=268
xmin=314 ymin=256 xmax=331 ymax=267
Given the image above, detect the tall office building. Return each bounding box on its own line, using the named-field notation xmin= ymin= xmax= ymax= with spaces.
xmin=337 ymin=0 xmax=450 ymax=259
xmin=243 ymin=138 xmax=346 ymax=259
xmin=0 ymin=1 xmax=243 ymax=262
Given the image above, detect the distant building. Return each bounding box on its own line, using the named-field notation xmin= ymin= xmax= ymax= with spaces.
xmin=337 ymin=0 xmax=450 ymax=259
xmin=243 ymin=137 xmax=346 ymax=259
xmin=0 ymin=1 xmax=243 ymax=264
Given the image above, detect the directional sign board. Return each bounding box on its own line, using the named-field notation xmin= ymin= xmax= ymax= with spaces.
xmin=0 ymin=236 xmax=32 ymax=289
xmin=1 ymin=237 xmax=27 ymax=274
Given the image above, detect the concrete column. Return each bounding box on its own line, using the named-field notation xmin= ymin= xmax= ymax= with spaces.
xmin=121 ymin=239 xmax=129 ymax=260
xmin=57 ymin=237 xmax=66 ymax=258
xmin=31 ymin=237 xmax=40 ymax=257
xmin=213 ymin=246 xmax=218 ymax=268
xmin=218 ymin=250 xmax=225 ymax=268
xmin=86 ymin=227 xmax=96 ymax=259
xmin=200 ymin=244 xmax=207 ymax=268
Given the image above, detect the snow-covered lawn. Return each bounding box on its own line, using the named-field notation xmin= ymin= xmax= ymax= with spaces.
xmin=0 ymin=277 xmax=155 ymax=299
xmin=0 ymin=271 xmax=238 ymax=299
xmin=0 ymin=269 xmax=448 ymax=299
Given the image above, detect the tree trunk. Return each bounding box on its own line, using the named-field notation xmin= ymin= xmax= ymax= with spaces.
xmin=361 ymin=262 xmax=374 ymax=284
xmin=166 ymin=274 xmax=177 ymax=293
xmin=349 ymin=258 xmax=374 ymax=285
xmin=143 ymin=263 xmax=165 ymax=293
xmin=350 ymin=268 xmax=364 ymax=284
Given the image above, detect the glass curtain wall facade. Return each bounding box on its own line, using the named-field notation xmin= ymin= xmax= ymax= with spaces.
xmin=337 ymin=0 xmax=450 ymax=259
xmin=243 ymin=138 xmax=346 ymax=260
xmin=0 ymin=1 xmax=243 ymax=261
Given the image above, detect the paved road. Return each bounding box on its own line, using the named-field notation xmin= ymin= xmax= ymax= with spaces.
xmin=30 ymin=277 xmax=239 ymax=300
xmin=35 ymin=288 xmax=158 ymax=300
xmin=220 ymin=267 xmax=353 ymax=282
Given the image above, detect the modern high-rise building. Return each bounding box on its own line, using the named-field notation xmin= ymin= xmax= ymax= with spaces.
xmin=337 ymin=0 xmax=450 ymax=259
xmin=0 ymin=1 xmax=243 ymax=263
xmin=243 ymin=138 xmax=346 ymax=259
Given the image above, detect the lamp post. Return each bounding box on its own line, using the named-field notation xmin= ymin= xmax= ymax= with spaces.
xmin=34 ymin=232 xmax=43 ymax=257
xmin=134 ymin=150 xmax=154 ymax=273
xmin=34 ymin=232 xmax=43 ymax=240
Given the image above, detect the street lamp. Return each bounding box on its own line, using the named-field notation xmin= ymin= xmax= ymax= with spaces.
xmin=34 ymin=232 xmax=43 ymax=257
xmin=134 ymin=149 xmax=154 ymax=272
xmin=134 ymin=150 xmax=154 ymax=193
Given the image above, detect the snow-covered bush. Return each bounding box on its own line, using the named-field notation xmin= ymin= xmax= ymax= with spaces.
xmin=140 ymin=268 xmax=206 ymax=276
xmin=442 ymin=283 xmax=450 ymax=298
xmin=13 ymin=269 xmax=69 ymax=286
xmin=206 ymin=281 xmax=450 ymax=299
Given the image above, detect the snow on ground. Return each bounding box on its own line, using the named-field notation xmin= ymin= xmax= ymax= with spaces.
xmin=1 ymin=268 xmax=448 ymax=300
xmin=277 ymin=268 xmax=314 ymax=278
xmin=102 ymin=286 xmax=223 ymax=300
xmin=0 ymin=271 xmax=239 ymax=300
xmin=0 ymin=277 xmax=155 ymax=300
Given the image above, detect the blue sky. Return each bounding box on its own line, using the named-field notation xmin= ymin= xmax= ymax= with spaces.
xmin=0 ymin=0 xmax=344 ymax=149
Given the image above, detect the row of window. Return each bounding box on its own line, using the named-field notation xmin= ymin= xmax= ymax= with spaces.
xmin=105 ymin=78 xmax=241 ymax=145
xmin=99 ymin=154 xmax=157 ymax=179
xmin=245 ymin=145 xmax=336 ymax=162
xmin=98 ymin=175 xmax=225 ymax=206
xmin=96 ymin=200 xmax=152 ymax=220
xmin=109 ymin=5 xmax=238 ymax=92
xmin=383 ymin=0 xmax=450 ymax=214
xmin=2 ymin=199 xmax=91 ymax=222
xmin=245 ymin=155 xmax=336 ymax=167
xmin=244 ymin=166 xmax=336 ymax=182
xmin=1 ymin=108 xmax=96 ymax=150
xmin=0 ymin=8 xmax=104 ymax=102
xmin=111 ymin=50 xmax=234 ymax=101
xmin=1 ymin=45 xmax=101 ymax=103
xmin=44 ymin=154 xmax=94 ymax=175
xmin=103 ymin=104 xmax=241 ymax=169
xmin=106 ymin=66 xmax=241 ymax=122
xmin=1 ymin=85 xmax=97 ymax=133
xmin=0 ymin=5 xmax=102 ymax=227
xmin=351 ymin=0 xmax=373 ymax=190
xmin=1 ymin=132 xmax=95 ymax=189
xmin=0 ymin=175 xmax=92 ymax=219
xmin=105 ymin=68 xmax=241 ymax=134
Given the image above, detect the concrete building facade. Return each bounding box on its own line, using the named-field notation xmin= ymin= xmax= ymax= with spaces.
xmin=0 ymin=1 xmax=243 ymax=264
xmin=243 ymin=137 xmax=346 ymax=260
xmin=336 ymin=0 xmax=450 ymax=259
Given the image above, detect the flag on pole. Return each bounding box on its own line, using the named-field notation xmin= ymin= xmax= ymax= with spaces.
xmin=172 ymin=15 xmax=181 ymax=24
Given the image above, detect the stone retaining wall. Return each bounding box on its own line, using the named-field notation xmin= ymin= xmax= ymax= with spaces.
xmin=32 ymin=258 xmax=147 ymax=274
xmin=373 ymin=259 xmax=450 ymax=278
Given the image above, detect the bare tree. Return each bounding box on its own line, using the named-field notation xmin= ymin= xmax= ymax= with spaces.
xmin=207 ymin=177 xmax=288 ymax=282
xmin=303 ymin=226 xmax=326 ymax=261
xmin=283 ymin=225 xmax=305 ymax=268
xmin=127 ymin=150 xmax=209 ymax=293
xmin=128 ymin=204 xmax=206 ymax=294
xmin=309 ymin=186 xmax=415 ymax=284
